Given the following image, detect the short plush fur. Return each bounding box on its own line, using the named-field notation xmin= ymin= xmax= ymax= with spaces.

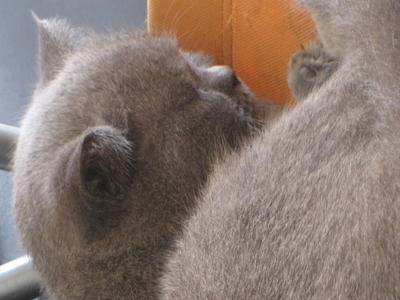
xmin=288 ymin=39 xmax=339 ymax=101
xmin=12 ymin=16 xmax=269 ymax=299
xmin=161 ymin=0 xmax=400 ymax=299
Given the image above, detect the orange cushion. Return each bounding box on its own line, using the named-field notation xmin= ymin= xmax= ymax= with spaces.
xmin=148 ymin=0 xmax=315 ymax=104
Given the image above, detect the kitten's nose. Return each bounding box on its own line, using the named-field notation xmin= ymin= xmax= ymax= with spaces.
xmin=206 ymin=65 xmax=239 ymax=91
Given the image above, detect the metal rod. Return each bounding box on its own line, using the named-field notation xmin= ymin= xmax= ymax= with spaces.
xmin=0 ymin=123 xmax=19 ymax=171
xmin=0 ymin=256 xmax=41 ymax=300
xmin=0 ymin=125 xmax=41 ymax=298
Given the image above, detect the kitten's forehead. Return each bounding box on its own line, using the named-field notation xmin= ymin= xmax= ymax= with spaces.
xmin=88 ymin=33 xmax=191 ymax=80
xmin=54 ymin=32 xmax=200 ymax=128
xmin=76 ymin=33 xmax=197 ymax=103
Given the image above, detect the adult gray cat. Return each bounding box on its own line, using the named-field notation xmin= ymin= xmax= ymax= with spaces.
xmin=11 ymin=15 xmax=272 ymax=299
xmin=161 ymin=0 xmax=400 ymax=299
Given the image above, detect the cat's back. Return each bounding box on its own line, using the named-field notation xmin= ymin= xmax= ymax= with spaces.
xmin=161 ymin=57 xmax=400 ymax=299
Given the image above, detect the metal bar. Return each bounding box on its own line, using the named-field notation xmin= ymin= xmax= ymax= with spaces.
xmin=0 ymin=256 xmax=41 ymax=300
xmin=0 ymin=124 xmax=19 ymax=171
xmin=0 ymin=125 xmax=41 ymax=298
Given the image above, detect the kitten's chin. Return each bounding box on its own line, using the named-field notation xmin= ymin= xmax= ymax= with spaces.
xmin=226 ymin=119 xmax=255 ymax=151
xmin=235 ymin=88 xmax=265 ymax=130
xmin=226 ymin=96 xmax=262 ymax=150
xmin=248 ymin=96 xmax=268 ymax=124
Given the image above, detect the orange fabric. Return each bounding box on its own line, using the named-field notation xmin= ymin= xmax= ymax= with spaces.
xmin=148 ymin=0 xmax=315 ymax=104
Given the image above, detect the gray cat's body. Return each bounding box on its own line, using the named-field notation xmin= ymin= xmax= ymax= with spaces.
xmin=161 ymin=1 xmax=400 ymax=299
xmin=12 ymin=16 xmax=269 ymax=299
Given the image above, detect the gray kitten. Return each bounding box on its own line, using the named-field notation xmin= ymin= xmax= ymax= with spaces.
xmin=161 ymin=0 xmax=400 ymax=299
xmin=12 ymin=16 xmax=267 ymax=299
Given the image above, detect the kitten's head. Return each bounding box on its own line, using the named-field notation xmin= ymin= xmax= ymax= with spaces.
xmin=20 ymin=16 xmax=262 ymax=249
xmin=12 ymin=15 xmax=265 ymax=298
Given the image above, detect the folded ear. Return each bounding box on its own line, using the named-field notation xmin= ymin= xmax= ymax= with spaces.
xmin=32 ymin=12 xmax=87 ymax=86
xmin=78 ymin=126 xmax=135 ymax=213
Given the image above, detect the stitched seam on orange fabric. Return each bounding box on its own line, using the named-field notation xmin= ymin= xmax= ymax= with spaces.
xmin=223 ymin=0 xmax=233 ymax=66
xmin=231 ymin=0 xmax=236 ymax=70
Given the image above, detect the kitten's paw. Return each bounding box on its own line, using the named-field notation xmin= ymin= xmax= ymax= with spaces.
xmin=288 ymin=40 xmax=339 ymax=101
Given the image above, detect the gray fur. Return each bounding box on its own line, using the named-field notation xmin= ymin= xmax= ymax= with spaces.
xmin=12 ymin=16 xmax=268 ymax=299
xmin=32 ymin=13 xmax=87 ymax=87
xmin=288 ymin=39 xmax=339 ymax=101
xmin=161 ymin=0 xmax=400 ymax=299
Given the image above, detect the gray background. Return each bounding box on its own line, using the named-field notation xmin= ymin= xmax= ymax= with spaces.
xmin=0 ymin=0 xmax=147 ymax=263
